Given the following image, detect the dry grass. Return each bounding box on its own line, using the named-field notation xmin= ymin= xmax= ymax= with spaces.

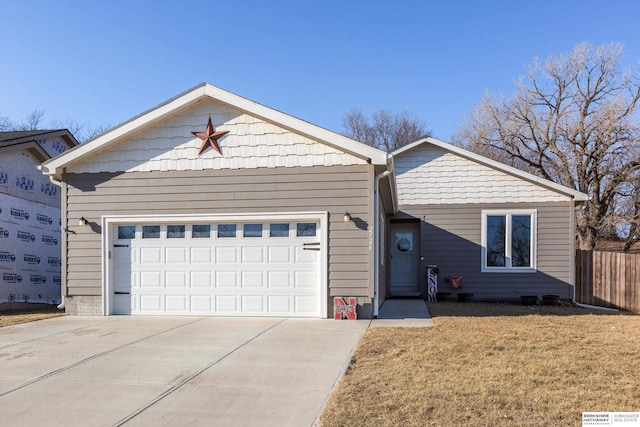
xmin=321 ymin=302 xmax=640 ymax=427
xmin=0 ymin=304 xmax=65 ymax=327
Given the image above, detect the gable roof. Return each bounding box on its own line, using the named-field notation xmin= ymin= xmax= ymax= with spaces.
xmin=0 ymin=129 xmax=79 ymax=163
xmin=389 ymin=137 xmax=589 ymax=202
xmin=41 ymin=83 xmax=387 ymax=178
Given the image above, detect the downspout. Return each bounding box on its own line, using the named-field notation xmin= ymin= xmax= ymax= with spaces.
xmin=47 ymin=173 xmax=65 ymax=310
xmin=373 ymin=170 xmax=390 ymax=318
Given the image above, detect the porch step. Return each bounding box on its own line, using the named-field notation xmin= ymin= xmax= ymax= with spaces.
xmin=389 ymin=292 xmax=422 ymax=298
xmin=372 ymin=299 xmax=434 ymax=328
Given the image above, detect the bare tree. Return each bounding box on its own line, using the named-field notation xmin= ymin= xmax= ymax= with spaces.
xmin=457 ymin=42 xmax=640 ymax=250
xmin=342 ymin=108 xmax=430 ymax=151
xmin=83 ymin=123 xmax=111 ymax=141
xmin=2 ymin=112 xmax=109 ymax=143
xmin=51 ymin=118 xmax=84 ymax=139
xmin=0 ymin=115 xmax=13 ymax=131
xmin=18 ymin=110 xmax=46 ymax=130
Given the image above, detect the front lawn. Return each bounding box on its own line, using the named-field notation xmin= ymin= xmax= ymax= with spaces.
xmin=320 ymin=302 xmax=640 ymax=427
xmin=0 ymin=304 xmax=64 ymax=327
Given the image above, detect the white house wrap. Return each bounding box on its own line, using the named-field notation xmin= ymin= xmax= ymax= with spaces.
xmin=0 ymin=131 xmax=78 ymax=305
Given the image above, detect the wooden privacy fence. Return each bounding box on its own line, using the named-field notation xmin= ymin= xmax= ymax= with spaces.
xmin=576 ymin=250 xmax=640 ymax=313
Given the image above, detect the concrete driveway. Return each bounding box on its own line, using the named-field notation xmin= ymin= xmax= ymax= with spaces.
xmin=0 ymin=316 xmax=368 ymax=426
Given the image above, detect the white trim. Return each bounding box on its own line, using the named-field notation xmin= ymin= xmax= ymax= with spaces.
xmin=102 ymin=211 xmax=329 ymax=318
xmin=42 ymin=83 xmax=386 ymax=178
xmin=373 ymin=170 xmax=390 ymax=317
xmin=481 ymin=209 xmax=538 ymax=273
xmin=389 ymin=137 xmax=589 ymax=202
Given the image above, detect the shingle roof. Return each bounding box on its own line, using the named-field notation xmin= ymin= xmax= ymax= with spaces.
xmin=0 ymin=130 xmax=69 ymax=148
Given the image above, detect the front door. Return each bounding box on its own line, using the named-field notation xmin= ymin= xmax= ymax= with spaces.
xmin=389 ymin=223 xmax=421 ymax=297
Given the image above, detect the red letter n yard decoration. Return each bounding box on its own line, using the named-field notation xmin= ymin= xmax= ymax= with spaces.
xmin=334 ymin=297 xmax=357 ymax=320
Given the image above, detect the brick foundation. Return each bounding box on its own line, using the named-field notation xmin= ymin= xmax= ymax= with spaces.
xmin=64 ymin=296 xmax=102 ymax=316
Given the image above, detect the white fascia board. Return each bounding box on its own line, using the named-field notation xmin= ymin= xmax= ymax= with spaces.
xmin=389 ymin=137 xmax=589 ymax=202
xmin=202 ymin=84 xmax=387 ymax=165
xmin=41 ymin=83 xmax=387 ymax=178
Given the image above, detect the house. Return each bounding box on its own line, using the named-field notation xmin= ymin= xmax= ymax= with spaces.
xmin=40 ymin=83 xmax=587 ymax=318
xmin=0 ymin=130 xmax=79 ymax=307
xmin=389 ymin=139 xmax=588 ymax=301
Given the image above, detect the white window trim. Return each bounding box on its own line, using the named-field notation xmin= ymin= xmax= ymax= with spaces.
xmin=481 ymin=209 xmax=537 ymax=273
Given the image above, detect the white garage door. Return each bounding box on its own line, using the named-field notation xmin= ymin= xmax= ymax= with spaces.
xmin=111 ymin=219 xmax=322 ymax=317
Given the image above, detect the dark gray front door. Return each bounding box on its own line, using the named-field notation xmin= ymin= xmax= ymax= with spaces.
xmin=389 ymin=223 xmax=421 ymax=296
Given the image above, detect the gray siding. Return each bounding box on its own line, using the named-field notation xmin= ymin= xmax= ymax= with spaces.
xmin=63 ymin=165 xmax=374 ymax=315
xmin=397 ymin=201 xmax=574 ymax=300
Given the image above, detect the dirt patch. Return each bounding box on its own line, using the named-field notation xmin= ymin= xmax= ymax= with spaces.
xmin=321 ymin=302 xmax=640 ymax=427
xmin=0 ymin=304 xmax=65 ymax=328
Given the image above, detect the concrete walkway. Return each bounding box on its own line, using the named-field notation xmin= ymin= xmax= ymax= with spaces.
xmin=0 ymin=316 xmax=369 ymax=427
xmin=370 ymin=299 xmax=434 ymax=327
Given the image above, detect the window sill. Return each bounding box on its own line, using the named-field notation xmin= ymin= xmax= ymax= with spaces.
xmin=481 ymin=267 xmax=537 ymax=274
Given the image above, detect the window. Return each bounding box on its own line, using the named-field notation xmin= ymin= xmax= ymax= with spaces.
xmin=270 ymin=223 xmax=289 ymax=237
xmin=296 ymin=223 xmax=317 ymax=237
xmin=481 ymin=210 xmax=536 ymax=272
xmin=217 ymin=224 xmax=236 ymax=238
xmin=118 ymin=225 xmax=135 ymax=240
xmin=192 ymin=224 xmax=211 ymax=238
xmin=142 ymin=225 xmax=160 ymax=239
xmin=243 ymin=223 xmax=263 ymax=237
xmin=167 ymin=225 xmax=185 ymax=238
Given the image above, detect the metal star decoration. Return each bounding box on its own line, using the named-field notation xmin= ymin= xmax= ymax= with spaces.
xmin=192 ymin=117 xmax=228 ymax=155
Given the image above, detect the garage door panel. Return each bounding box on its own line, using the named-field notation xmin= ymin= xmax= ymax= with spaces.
xmin=166 ymin=295 xmax=187 ymax=312
xmin=140 ymin=294 xmax=162 ymax=311
xmin=295 ymin=296 xmax=318 ymax=314
xmin=166 ymin=271 xmax=186 ymax=287
xmin=268 ymin=295 xmax=291 ymax=312
xmin=216 ymin=295 xmax=238 ymax=312
xmin=241 ymin=295 xmax=264 ymax=312
xmin=242 ymin=246 xmax=264 ymax=263
xmin=294 ymin=271 xmax=317 ymax=288
xmin=294 ymin=247 xmax=318 ymax=263
xmin=190 ymin=271 xmax=212 ymax=287
xmin=216 ymin=247 xmax=237 ymax=263
xmin=216 ymin=271 xmax=237 ymax=287
xmin=191 ymin=295 xmax=212 ymax=312
xmin=140 ymin=271 xmax=162 ymax=287
xmin=165 ymin=247 xmax=186 ymax=263
xmin=141 ymin=247 xmax=162 ymax=263
xmin=241 ymin=271 xmax=264 ymax=288
xmin=113 ymin=220 xmax=321 ymax=317
xmin=267 ymin=271 xmax=290 ymax=288
xmin=268 ymin=246 xmax=291 ymax=263
xmin=190 ymin=247 xmax=211 ymax=263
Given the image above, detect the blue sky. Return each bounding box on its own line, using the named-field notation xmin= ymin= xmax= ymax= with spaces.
xmin=1 ymin=0 xmax=639 ymax=141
